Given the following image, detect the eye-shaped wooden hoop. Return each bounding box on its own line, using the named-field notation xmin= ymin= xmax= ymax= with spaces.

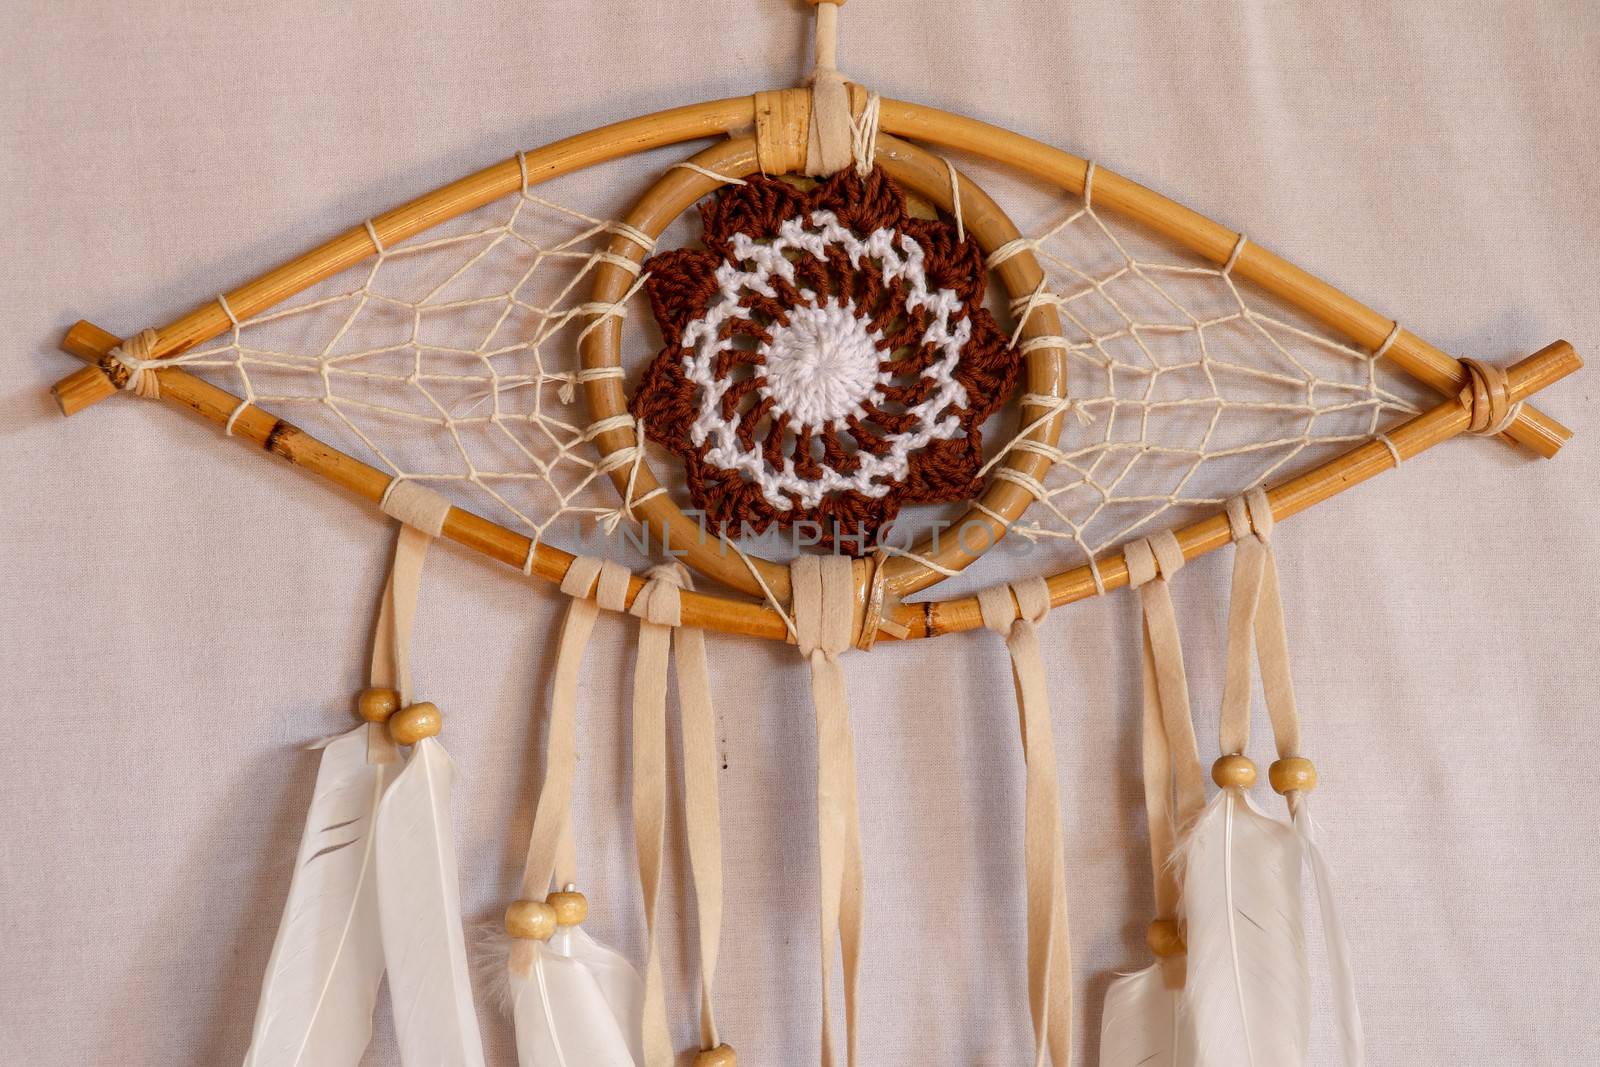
xmin=580 ymin=133 xmax=1069 ymax=605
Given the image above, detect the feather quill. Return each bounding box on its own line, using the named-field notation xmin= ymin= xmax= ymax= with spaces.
xmin=375 ymin=735 xmax=487 ymax=1067
xmin=1180 ymin=788 xmax=1308 ymax=1067
xmin=505 ymin=926 xmax=645 ymax=1067
xmin=1099 ymin=960 xmax=1196 ymax=1067
xmin=242 ymin=724 xmax=396 ymax=1067
xmin=1293 ymin=801 xmax=1364 ymax=1065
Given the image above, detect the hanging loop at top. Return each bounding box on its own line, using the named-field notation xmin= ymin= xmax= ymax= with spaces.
xmin=803 ymin=0 xmax=874 ymax=177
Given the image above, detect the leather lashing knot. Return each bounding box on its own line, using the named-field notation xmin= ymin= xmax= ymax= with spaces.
xmin=1458 ymin=357 xmax=1522 ymax=436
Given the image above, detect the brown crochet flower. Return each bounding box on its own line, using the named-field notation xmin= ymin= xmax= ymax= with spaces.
xmin=631 ymin=166 xmax=1018 ymax=553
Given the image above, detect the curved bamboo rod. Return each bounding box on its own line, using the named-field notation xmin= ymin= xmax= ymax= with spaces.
xmin=57 ymin=319 xmax=1580 ymax=643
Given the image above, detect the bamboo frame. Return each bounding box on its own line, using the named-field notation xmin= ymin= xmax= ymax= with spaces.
xmin=53 ymin=90 xmax=1583 ymax=645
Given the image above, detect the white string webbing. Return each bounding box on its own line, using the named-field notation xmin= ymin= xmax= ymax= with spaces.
xmin=126 ymin=155 xmax=1420 ymax=574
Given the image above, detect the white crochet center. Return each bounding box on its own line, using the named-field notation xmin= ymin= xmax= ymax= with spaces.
xmin=681 ymin=210 xmax=972 ymax=510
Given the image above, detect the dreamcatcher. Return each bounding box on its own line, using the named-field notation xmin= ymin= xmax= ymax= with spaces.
xmin=51 ymin=1 xmax=1582 ymax=1065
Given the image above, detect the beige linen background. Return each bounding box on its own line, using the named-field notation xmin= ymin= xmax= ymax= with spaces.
xmin=3 ymin=1 xmax=1598 ymax=1064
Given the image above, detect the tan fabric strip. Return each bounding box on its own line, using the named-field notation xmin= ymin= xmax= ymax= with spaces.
xmin=805 ymin=1 xmax=854 ymax=176
xmin=629 ymin=564 xmax=685 ymax=1067
xmin=369 ymin=523 xmax=432 ymax=704
xmin=668 ymin=572 xmax=726 ymax=1052
xmin=1125 ymin=533 xmax=1205 ymax=927
xmin=1244 ymin=489 xmax=1301 ymax=759
xmin=1146 ymin=531 xmax=1205 ymax=827
xmin=1220 ymin=489 xmax=1304 ymax=762
xmin=366 ymin=521 xmax=434 ymax=763
xmin=519 ymin=557 xmax=606 ymax=900
xmin=792 ymin=554 xmax=864 ymax=1067
xmin=378 ymin=479 xmax=451 ymax=537
xmin=978 ymin=577 xmax=1071 ymax=1067
xmin=1219 ymin=496 xmax=1267 ymax=757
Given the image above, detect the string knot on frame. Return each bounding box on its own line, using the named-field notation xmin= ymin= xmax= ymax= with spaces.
xmin=99 ymin=328 xmax=162 ymax=399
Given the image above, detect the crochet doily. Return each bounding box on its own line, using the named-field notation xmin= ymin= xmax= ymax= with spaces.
xmin=632 ymin=167 xmax=1018 ymax=552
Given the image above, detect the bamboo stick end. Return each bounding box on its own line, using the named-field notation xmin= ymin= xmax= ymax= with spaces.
xmin=52 ymin=364 xmax=118 ymax=417
xmin=52 ymin=319 xmax=127 ymax=417
xmin=1507 ymin=340 xmax=1582 ymax=459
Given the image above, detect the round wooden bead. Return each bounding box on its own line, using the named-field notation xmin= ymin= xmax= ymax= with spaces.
xmin=1146 ymin=918 xmax=1186 ymax=958
xmin=1269 ymin=757 xmax=1318 ymax=795
xmin=693 ymin=1045 xmax=737 ymax=1067
xmin=357 ymin=687 xmax=401 ymax=723
xmin=505 ymin=899 xmax=558 ymax=941
xmin=389 ymin=701 xmax=441 ymax=745
xmin=548 ymin=890 xmax=588 ymax=927
xmin=1211 ymin=753 xmax=1257 ymax=789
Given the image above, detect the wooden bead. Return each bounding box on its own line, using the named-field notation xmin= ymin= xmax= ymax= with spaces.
xmin=356 ymin=686 xmax=401 ymax=723
xmin=1269 ymin=757 xmax=1318 ymax=795
xmin=693 ymin=1045 xmax=737 ymax=1067
xmin=389 ymin=701 xmax=441 ymax=745
xmin=505 ymin=899 xmax=557 ymax=941
xmin=1146 ymin=918 xmax=1186 ymax=958
xmin=1211 ymin=754 xmax=1257 ymax=789
xmin=548 ymin=890 xmax=588 ymax=926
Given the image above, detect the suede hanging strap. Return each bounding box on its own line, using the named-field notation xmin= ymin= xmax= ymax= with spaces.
xmin=366 ymin=482 xmax=453 ymax=763
xmin=978 ymin=576 xmax=1072 ymax=1067
xmin=791 ymin=554 xmax=864 ymax=1067
xmin=628 ymin=562 xmax=730 ymax=1065
xmin=1218 ymin=487 xmax=1300 ymax=762
xmin=521 ymin=557 xmax=631 ymax=901
xmin=1123 ymin=532 xmax=1206 ymax=925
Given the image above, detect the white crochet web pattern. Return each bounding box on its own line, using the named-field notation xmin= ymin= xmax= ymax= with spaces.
xmin=960 ymin=165 xmax=1426 ymax=578
xmin=157 ymin=157 xmax=1425 ymax=581
xmin=685 ymin=211 xmax=972 ymax=510
xmin=165 ymin=168 xmax=658 ymax=550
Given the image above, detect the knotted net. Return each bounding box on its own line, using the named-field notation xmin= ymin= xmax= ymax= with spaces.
xmin=146 ymin=149 xmax=1424 ymax=588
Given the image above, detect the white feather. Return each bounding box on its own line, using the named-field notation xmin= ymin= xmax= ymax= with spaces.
xmin=1180 ymin=788 xmax=1308 ymax=1067
xmin=1294 ymin=800 xmax=1365 ymax=1066
xmin=1099 ymin=960 xmax=1197 ymax=1067
xmin=507 ymin=926 xmax=644 ymax=1067
xmin=375 ymin=735 xmax=487 ymax=1067
xmin=243 ymin=724 xmax=396 ymax=1067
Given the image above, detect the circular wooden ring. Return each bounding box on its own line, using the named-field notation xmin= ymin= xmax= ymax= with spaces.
xmin=580 ymin=134 xmax=1068 ymax=604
